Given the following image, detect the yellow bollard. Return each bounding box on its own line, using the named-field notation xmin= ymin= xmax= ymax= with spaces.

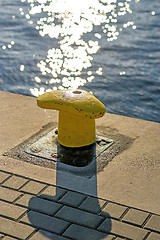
xmin=37 ymin=90 xmax=106 ymax=148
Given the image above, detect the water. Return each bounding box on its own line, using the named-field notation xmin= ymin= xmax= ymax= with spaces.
xmin=0 ymin=0 xmax=160 ymax=122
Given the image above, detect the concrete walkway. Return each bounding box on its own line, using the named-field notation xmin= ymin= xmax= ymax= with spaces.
xmin=0 ymin=91 xmax=160 ymax=240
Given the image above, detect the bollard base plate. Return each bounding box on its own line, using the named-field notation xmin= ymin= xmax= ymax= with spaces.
xmin=25 ymin=128 xmax=114 ymax=167
xmin=3 ymin=122 xmax=134 ymax=178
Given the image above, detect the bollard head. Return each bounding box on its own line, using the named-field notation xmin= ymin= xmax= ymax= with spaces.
xmin=37 ymin=89 xmax=106 ymax=119
xmin=37 ymin=90 xmax=106 ymax=147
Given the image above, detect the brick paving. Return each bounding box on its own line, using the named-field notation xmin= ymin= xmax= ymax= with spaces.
xmin=0 ymin=170 xmax=160 ymax=240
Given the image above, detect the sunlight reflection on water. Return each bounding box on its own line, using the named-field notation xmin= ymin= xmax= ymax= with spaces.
xmin=1 ymin=0 xmax=159 ymax=122
xmin=19 ymin=0 xmax=137 ymax=97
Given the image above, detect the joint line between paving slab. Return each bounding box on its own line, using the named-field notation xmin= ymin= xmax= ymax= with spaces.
xmin=17 ymin=209 xmax=30 ymax=223
xmin=122 ymin=218 xmax=151 ymax=230
xmin=35 ymin=185 xmax=48 ymax=197
xmin=16 ymin=180 xmax=32 ymax=191
xmin=59 ymin=222 xmax=72 ymax=237
xmin=119 ymin=207 xmax=130 ymax=221
xmin=94 ymin=216 xmax=107 ymax=230
xmin=52 ymin=204 xmax=64 ymax=217
xmin=36 ymin=185 xmax=49 ymax=196
xmin=0 ymin=173 xmax=14 ymax=186
xmin=99 ymin=200 xmax=109 ymax=211
xmin=145 ymin=228 xmax=160 ymax=234
xmin=25 ymin=229 xmax=39 ymax=240
xmin=143 ymin=232 xmax=152 ymax=240
xmin=141 ymin=213 xmax=153 ymax=228
xmin=76 ymin=195 xmax=88 ymax=208
xmin=12 ymin=193 xmax=25 ymax=205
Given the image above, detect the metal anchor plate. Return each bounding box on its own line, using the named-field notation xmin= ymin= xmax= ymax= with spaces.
xmin=25 ymin=128 xmax=114 ymax=165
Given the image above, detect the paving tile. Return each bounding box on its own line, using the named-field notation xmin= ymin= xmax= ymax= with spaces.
xmin=26 ymin=195 xmax=62 ymax=215
xmin=0 ymin=216 xmax=35 ymax=240
xmin=55 ymin=205 xmax=104 ymax=229
xmin=59 ymin=190 xmax=87 ymax=207
xmin=0 ymin=187 xmax=22 ymax=202
xmin=145 ymin=214 xmax=160 ymax=232
xmin=122 ymin=208 xmax=149 ymax=226
xmin=40 ymin=186 xmax=67 ymax=201
xmin=21 ymin=210 xmax=70 ymax=234
xmin=0 ymin=172 xmax=11 ymax=184
xmin=98 ymin=218 xmax=149 ymax=240
xmin=16 ymin=194 xmax=62 ymax=215
xmin=63 ymin=224 xmax=114 ymax=240
xmin=146 ymin=232 xmax=160 ymax=240
xmin=20 ymin=181 xmax=46 ymax=195
xmin=100 ymin=202 xmax=127 ymax=219
xmin=30 ymin=229 xmax=69 ymax=240
xmin=2 ymin=175 xmax=28 ymax=190
xmin=79 ymin=196 xmax=106 ymax=214
xmin=0 ymin=200 xmax=26 ymax=220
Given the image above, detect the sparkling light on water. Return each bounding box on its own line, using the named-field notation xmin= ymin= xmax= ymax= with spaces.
xmin=1 ymin=40 xmax=15 ymax=50
xmin=20 ymin=65 xmax=25 ymax=71
xmin=20 ymin=0 xmax=137 ymax=97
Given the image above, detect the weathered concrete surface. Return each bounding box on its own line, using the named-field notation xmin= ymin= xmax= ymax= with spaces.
xmin=97 ymin=115 xmax=160 ymax=214
xmin=0 ymin=91 xmax=160 ymax=215
xmin=0 ymin=91 xmax=57 ymax=184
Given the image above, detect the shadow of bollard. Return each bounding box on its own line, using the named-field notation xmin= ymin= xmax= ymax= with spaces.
xmin=27 ymin=143 xmax=112 ymax=239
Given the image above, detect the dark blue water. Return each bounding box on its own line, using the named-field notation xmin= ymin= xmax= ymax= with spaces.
xmin=0 ymin=0 xmax=160 ymax=122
